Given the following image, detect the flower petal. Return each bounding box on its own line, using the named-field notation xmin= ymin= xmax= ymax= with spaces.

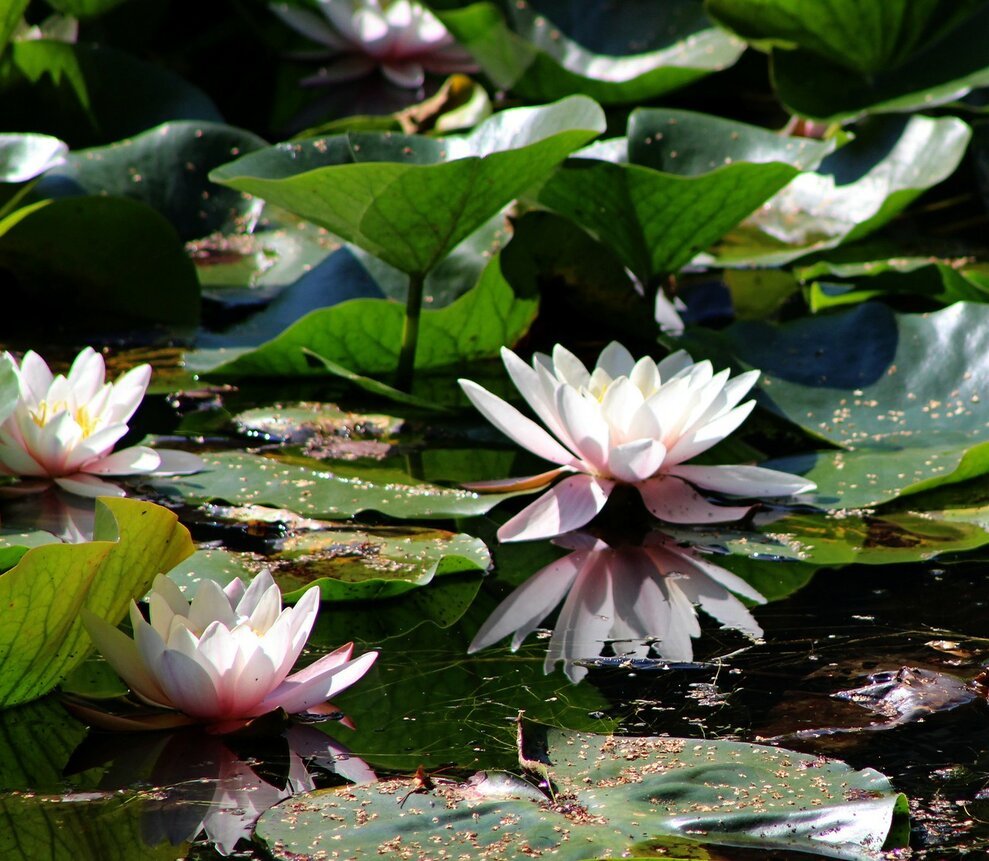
xmin=81 ymin=445 xmax=161 ymax=475
xmin=664 ymin=400 xmax=756 ymax=465
xmin=458 ymin=379 xmax=577 ymax=467
xmin=637 ymin=475 xmax=751 ymax=524
xmin=607 ymin=438 xmax=666 ymax=484
xmin=497 ymin=474 xmax=615 ymax=543
xmin=80 ymin=608 xmax=171 ymax=707
xmin=555 ymin=385 xmax=609 ymax=472
xmin=254 ymin=648 xmax=378 ymax=716
xmin=669 ymin=464 xmax=816 ymax=497
xmin=150 ymin=449 xmax=205 ymax=475
xmin=381 ymin=60 xmax=425 ymax=89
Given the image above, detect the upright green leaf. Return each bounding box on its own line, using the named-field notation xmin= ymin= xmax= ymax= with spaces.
xmin=538 ymin=108 xmax=832 ymax=283
xmin=210 ymin=96 xmax=605 ymax=276
xmin=0 ymin=0 xmax=28 ymax=61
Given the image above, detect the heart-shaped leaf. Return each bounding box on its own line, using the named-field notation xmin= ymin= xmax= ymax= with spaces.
xmin=209 ymin=96 xmax=605 ymax=276
xmin=537 ymin=108 xmax=833 ymax=283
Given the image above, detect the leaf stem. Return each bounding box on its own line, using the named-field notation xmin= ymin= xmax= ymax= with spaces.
xmin=396 ymin=271 xmax=426 ymax=391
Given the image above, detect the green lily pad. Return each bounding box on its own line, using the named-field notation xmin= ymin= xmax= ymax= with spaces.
xmin=210 ymin=96 xmax=605 ymax=276
xmin=0 ymin=497 xmax=194 ymax=707
xmin=256 ymin=728 xmax=907 ymax=859
xmin=188 ymin=247 xmax=537 ymax=378
xmin=708 ymin=0 xmax=989 ymax=120
xmin=273 ymin=527 xmax=490 ymax=601
xmin=710 ymin=114 xmax=971 ymax=266
xmin=537 ymin=108 xmax=833 ymax=283
xmin=0 ymin=196 xmax=201 ymax=329
xmin=147 ymin=451 xmax=524 ymax=520
xmin=39 ymin=120 xmax=267 ymax=240
xmin=684 ymin=301 xmax=989 ymax=508
xmin=433 ymin=0 xmax=745 ymax=104
xmin=0 ymin=132 xmax=67 ymax=183
xmin=682 ymin=510 xmax=989 ymax=565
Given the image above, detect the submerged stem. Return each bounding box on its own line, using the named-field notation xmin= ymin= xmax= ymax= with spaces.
xmin=396 ymin=271 xmax=426 ymax=391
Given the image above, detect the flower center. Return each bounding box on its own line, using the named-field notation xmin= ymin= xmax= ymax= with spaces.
xmin=30 ymin=401 xmax=100 ymax=437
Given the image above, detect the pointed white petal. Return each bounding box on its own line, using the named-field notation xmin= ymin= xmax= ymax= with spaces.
xmin=256 ymin=649 xmax=378 ymax=716
xmin=81 ymin=445 xmax=161 ymax=476
xmin=669 ymin=464 xmax=816 ymax=497
xmin=53 ymin=473 xmax=125 ymax=497
xmin=607 ymin=438 xmax=666 ymax=483
xmin=497 ymin=475 xmax=614 ymax=543
xmin=664 ymin=400 xmax=756 ymax=465
xmin=595 ymin=342 xmax=636 ymax=380
xmin=150 ymin=449 xmax=205 ymax=475
xmin=459 ymin=379 xmax=576 ymax=466
xmin=80 ymin=608 xmax=171 ymax=707
xmin=637 ymin=475 xmax=751 ymax=524
xmin=550 ymin=344 xmax=591 ymax=389
xmin=555 ymin=385 xmax=609 ymax=472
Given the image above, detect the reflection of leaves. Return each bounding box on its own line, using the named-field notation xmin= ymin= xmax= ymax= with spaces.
xmin=309 ymin=605 xmax=614 ymax=771
xmin=0 ymin=794 xmax=186 ymax=861
xmin=256 ymin=727 xmax=906 ymax=860
xmin=434 ymin=0 xmax=745 ymax=103
xmin=0 ymin=698 xmax=87 ymax=792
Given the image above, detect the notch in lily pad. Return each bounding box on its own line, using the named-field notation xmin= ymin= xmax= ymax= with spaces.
xmin=209 ymin=95 xmax=606 ymax=389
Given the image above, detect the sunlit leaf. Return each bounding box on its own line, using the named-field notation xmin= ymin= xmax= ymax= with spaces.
xmin=709 ymin=115 xmax=971 ymax=266
xmin=189 ymin=247 xmax=536 ymax=377
xmin=210 ymin=96 xmax=605 ymax=275
xmin=537 ymin=108 xmax=833 ymax=283
xmin=432 ymin=0 xmax=745 ymax=104
xmin=0 ymin=497 xmax=194 ymax=706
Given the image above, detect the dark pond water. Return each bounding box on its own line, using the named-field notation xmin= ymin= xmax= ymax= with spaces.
xmin=1 ymin=377 xmax=987 ymax=860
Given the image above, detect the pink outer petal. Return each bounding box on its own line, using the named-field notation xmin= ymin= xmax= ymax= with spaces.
xmin=637 ymin=475 xmax=751 ymax=524
xmin=155 ymin=647 xmax=223 ymax=719
xmin=668 ymin=464 xmax=816 ymax=497
xmin=81 ymin=445 xmax=161 ymax=476
xmin=0 ymin=437 xmax=48 ymax=477
xmin=54 ymin=473 xmax=125 ymax=497
xmin=253 ymin=648 xmax=378 ymax=717
xmin=458 ymin=379 xmax=578 ymax=467
xmin=497 ymin=474 xmax=615 ymax=543
xmin=462 ymin=466 xmax=572 ymax=493
xmin=468 ymin=552 xmax=584 ymax=653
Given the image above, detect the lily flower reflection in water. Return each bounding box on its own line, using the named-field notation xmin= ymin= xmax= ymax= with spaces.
xmin=129 ymin=725 xmax=373 ymax=856
xmin=470 ymin=532 xmax=765 ymax=682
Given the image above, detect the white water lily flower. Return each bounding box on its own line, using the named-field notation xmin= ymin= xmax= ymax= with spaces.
xmin=271 ymin=0 xmax=476 ymax=89
xmin=0 ymin=347 xmax=203 ymax=497
xmin=469 ymin=532 xmax=766 ymax=683
xmin=459 ymin=342 xmax=815 ymax=542
xmin=82 ymin=570 xmax=377 ymax=730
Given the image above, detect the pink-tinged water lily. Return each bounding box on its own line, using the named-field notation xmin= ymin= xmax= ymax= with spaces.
xmin=82 ymin=570 xmax=377 ymax=731
xmin=271 ymin=0 xmax=476 ymax=89
xmin=459 ymin=342 xmax=815 ymax=542
xmin=469 ymin=532 xmax=765 ymax=683
xmin=0 ymin=347 xmax=203 ymax=497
